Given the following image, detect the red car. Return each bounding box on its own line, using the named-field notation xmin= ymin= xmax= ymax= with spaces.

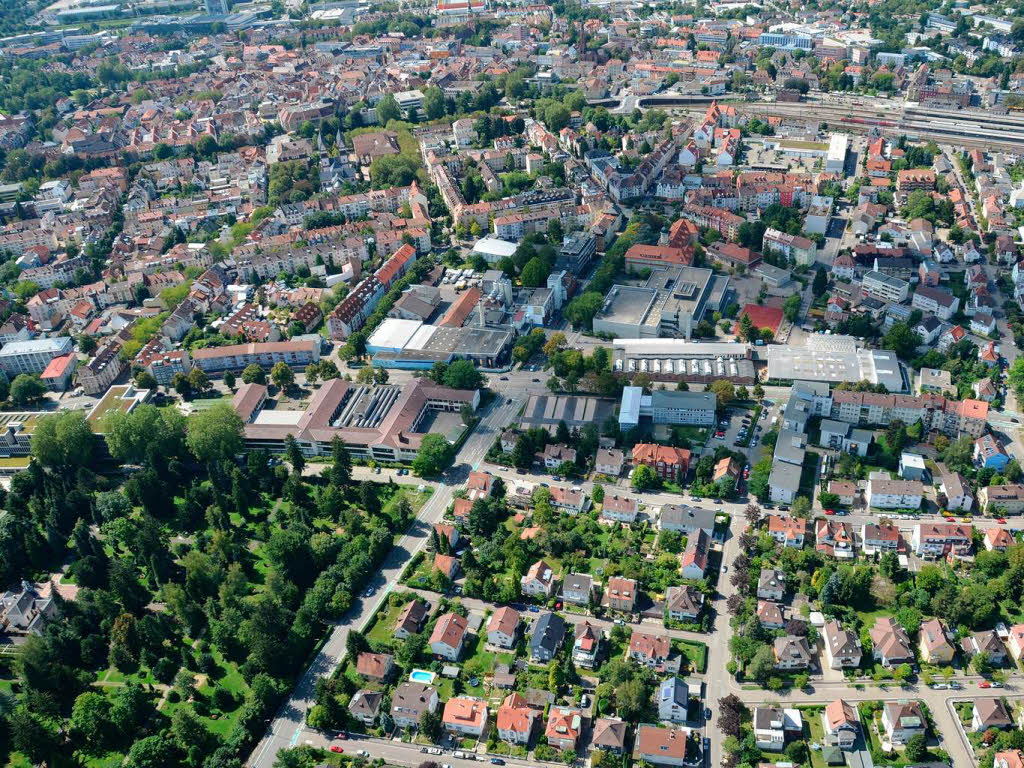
xmin=998 ymin=518 xmax=1007 ymax=524
xmin=330 ymin=745 xmax=344 ymax=753
xmin=824 ymin=509 xmax=835 ymax=515
xmin=980 ymin=682 xmax=991 ymax=689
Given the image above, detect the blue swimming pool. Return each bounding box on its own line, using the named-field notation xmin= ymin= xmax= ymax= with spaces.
xmin=409 ymin=669 xmax=436 ymax=684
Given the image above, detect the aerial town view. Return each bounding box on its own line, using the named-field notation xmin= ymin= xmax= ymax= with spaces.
xmin=3 ymin=0 xmax=1024 ymax=767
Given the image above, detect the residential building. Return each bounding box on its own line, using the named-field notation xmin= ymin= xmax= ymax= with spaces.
xmin=356 ymin=652 xmax=394 ymax=681
xmin=486 ymin=606 xmax=520 ymax=649
xmin=912 ymin=286 xmax=959 ymax=320
xmin=635 ymin=725 xmax=689 ymax=767
xmin=572 ymin=621 xmax=602 ymax=669
xmin=394 ymin=599 xmax=429 ymax=639
xmin=631 ymin=443 xmax=691 ymax=482
xmin=0 ymin=336 xmax=74 ymax=376
xmin=918 ymin=618 xmax=954 ymax=664
xmin=767 ymin=515 xmax=809 ymax=548
xmin=628 ymin=630 xmax=671 ymax=669
xmin=763 ymin=228 xmax=816 ymax=265
xmin=390 ymin=682 xmax=439 ymax=729
xmin=861 ymin=270 xmax=909 ymax=303
xmin=561 ymin=574 xmax=594 ymax=606
xmin=882 ymin=701 xmax=926 ymax=745
xmin=940 ymin=473 xmax=974 ymax=512
xmin=665 ymin=585 xmax=703 ymax=622
xmin=975 ymin=434 xmax=1010 ymax=470
xmin=816 ymin=519 xmax=855 ymax=559
xmin=753 ymin=707 xmax=803 ymax=751
xmin=986 ymin=527 xmax=1015 ymax=552
xmin=823 ymin=620 xmax=862 ymax=669
xmin=590 ymin=718 xmax=628 ymax=754
xmin=349 ymin=689 xmax=383 ymax=727
xmin=979 ymin=484 xmax=1024 ymax=515
xmin=529 ymin=612 xmax=565 ymax=662
xmin=521 ymin=560 xmax=557 ymax=598
xmin=961 ymin=630 xmax=1007 ymax=666
xmin=595 ymin=448 xmax=624 ymax=476
xmin=862 ymin=524 xmax=903 ymax=555
xmin=658 ymin=505 xmax=716 ymax=537
xmin=429 ymin=612 xmax=468 ymax=661
xmin=604 ymin=576 xmax=638 ymax=613
xmin=973 ymin=698 xmax=1012 ymax=733
xmin=1009 ymin=624 xmax=1024 ymax=663
xmin=866 ymin=478 xmax=923 ymax=509
xmin=680 ymin=528 xmax=710 ymax=580
xmin=774 ymin=635 xmax=812 ymax=669
xmin=496 ymin=693 xmax=538 ymax=745
xmin=870 ymin=617 xmax=914 ymax=667
xmin=545 ymin=706 xmax=582 ymax=751
xmin=657 ymin=677 xmax=691 ymax=723
xmin=822 ymin=699 xmax=859 ymax=750
xmin=756 ymin=600 xmax=785 ymax=630
xmin=601 ymin=493 xmax=639 ymax=524
xmin=911 ymin=522 xmax=973 ymax=558
xmin=443 ymin=697 xmax=488 ymax=738
xmin=757 ymin=569 xmax=786 ymax=601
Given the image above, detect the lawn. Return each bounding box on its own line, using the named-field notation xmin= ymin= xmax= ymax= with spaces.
xmin=677 ymin=640 xmax=708 ymax=673
xmin=367 ymin=599 xmax=410 ymax=645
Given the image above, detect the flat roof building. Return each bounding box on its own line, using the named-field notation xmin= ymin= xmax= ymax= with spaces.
xmin=619 ymin=386 xmax=717 ymax=429
xmin=767 ymin=335 xmax=907 ymax=391
xmin=0 ymin=336 xmax=74 ymax=376
xmin=520 ymin=394 xmax=617 ymax=434
xmin=826 ymin=134 xmax=849 ymax=174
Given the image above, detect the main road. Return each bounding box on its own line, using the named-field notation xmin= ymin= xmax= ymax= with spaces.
xmin=247 ymin=393 xmax=524 ymax=768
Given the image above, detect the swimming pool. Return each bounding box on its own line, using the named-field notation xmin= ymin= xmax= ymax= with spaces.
xmin=409 ymin=669 xmax=436 ymax=684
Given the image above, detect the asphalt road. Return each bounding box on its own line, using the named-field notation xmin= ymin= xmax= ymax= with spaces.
xmin=247 ymin=394 xmax=525 ymax=768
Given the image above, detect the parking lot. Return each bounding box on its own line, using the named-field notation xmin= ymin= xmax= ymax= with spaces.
xmin=709 ymin=404 xmax=770 ymax=454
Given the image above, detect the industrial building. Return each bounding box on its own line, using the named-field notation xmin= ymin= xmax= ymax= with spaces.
xmin=611 ymin=339 xmax=756 ymax=384
xmin=592 ymin=266 xmax=728 ymax=339
xmin=519 ymin=394 xmax=618 ymax=434
xmin=366 ymin=317 xmax=514 ymax=369
xmin=766 ymin=335 xmax=907 ymax=392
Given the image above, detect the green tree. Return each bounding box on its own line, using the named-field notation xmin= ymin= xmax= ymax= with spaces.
xmin=748 ymin=645 xmax=775 ymax=682
xmin=442 ymin=359 xmax=484 ymax=390
xmin=520 ymin=256 xmax=551 ymax=287
xmin=10 ymin=373 xmax=44 ymax=405
xmin=413 ymin=433 xmax=455 ymax=476
xmin=632 ymin=463 xmax=658 ymax=490
xmin=812 ymin=267 xmax=828 ymax=297
xmin=422 ymin=86 xmax=445 ymax=120
xmin=70 ymin=691 xmax=115 ymax=752
xmin=104 ymin=404 xmax=184 ymax=464
xmin=271 ymin=361 xmax=294 ymax=391
xmin=883 ymin=321 xmax=922 ymax=360
xmin=186 ymin=402 xmax=244 ymax=463
xmin=375 ymin=93 xmax=400 ymax=124
xmin=709 ymin=379 xmax=735 ymax=408
xmin=747 ymin=457 xmax=773 ymax=501
xmin=242 ymin=364 xmax=266 ymax=384
xmin=420 ymin=708 xmax=442 ymax=741
xmin=738 ymin=312 xmax=754 ymax=341
xmin=31 ymin=410 xmax=94 ymax=469
xmin=905 ymin=734 xmax=927 ymax=762
xmin=782 ymin=293 xmax=802 ymax=323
